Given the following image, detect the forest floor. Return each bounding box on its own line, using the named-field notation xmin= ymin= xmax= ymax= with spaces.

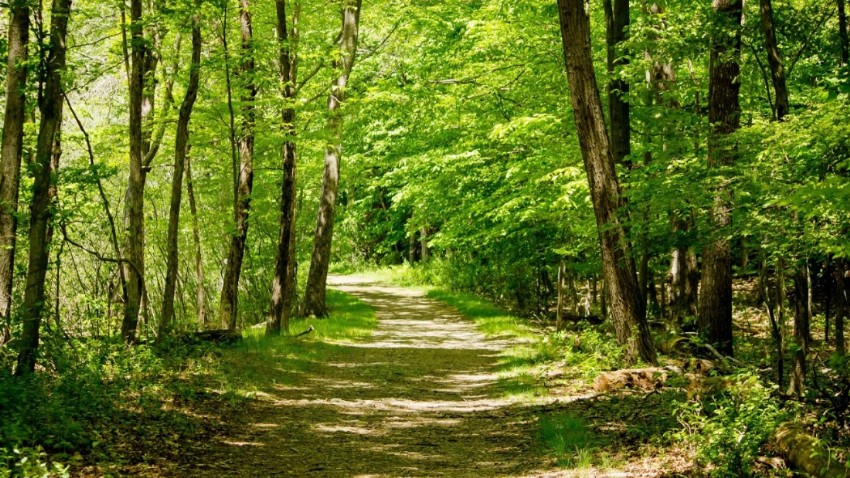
xmin=86 ymin=275 xmax=690 ymax=477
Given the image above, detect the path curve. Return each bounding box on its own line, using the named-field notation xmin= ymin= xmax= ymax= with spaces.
xmin=192 ymin=276 xmax=563 ymax=477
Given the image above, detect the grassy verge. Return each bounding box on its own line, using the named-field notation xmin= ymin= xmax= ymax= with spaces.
xmin=0 ymin=289 xmax=375 ymax=477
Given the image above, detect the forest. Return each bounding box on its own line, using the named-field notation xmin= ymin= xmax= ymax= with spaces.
xmin=1 ymin=0 xmax=849 ymax=475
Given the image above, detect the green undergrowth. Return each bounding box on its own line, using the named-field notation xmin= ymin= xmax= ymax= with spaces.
xmin=0 ymin=289 xmax=375 ymax=477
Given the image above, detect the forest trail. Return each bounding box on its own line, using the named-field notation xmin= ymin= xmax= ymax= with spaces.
xmin=185 ymin=275 xmax=568 ymax=477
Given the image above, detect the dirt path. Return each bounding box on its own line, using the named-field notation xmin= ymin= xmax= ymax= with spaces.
xmin=187 ymin=276 xmax=565 ymax=477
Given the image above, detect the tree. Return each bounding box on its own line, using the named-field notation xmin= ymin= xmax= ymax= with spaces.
xmin=697 ymin=0 xmax=743 ymax=357
xmin=556 ymin=0 xmax=657 ymax=365
xmin=15 ymin=0 xmax=72 ymax=375
xmin=159 ymin=3 xmax=203 ymax=339
xmin=219 ymin=0 xmax=257 ymax=330
xmin=266 ymin=0 xmax=299 ymax=336
xmin=302 ymin=0 xmax=362 ymax=317
xmin=603 ymin=0 xmax=630 ymax=167
xmin=121 ymin=0 xmax=148 ymax=343
xmin=0 ymin=0 xmax=31 ymax=337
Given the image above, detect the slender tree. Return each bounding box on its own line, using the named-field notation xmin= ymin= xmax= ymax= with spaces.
xmin=556 ymin=0 xmax=657 ymax=365
xmin=121 ymin=0 xmax=147 ymax=343
xmin=759 ymin=0 xmax=788 ymax=121
xmin=159 ymin=4 xmax=202 ymax=339
xmin=219 ymin=0 xmax=257 ymax=330
xmin=602 ymin=0 xmax=630 ymax=167
xmin=302 ymin=0 xmax=362 ymax=317
xmin=0 ymin=0 xmax=31 ymax=337
xmin=266 ymin=0 xmax=299 ymax=336
xmin=697 ymin=0 xmax=743 ymax=357
xmin=186 ymin=155 xmax=207 ymax=327
xmin=15 ymin=0 xmax=72 ymax=375
xmin=839 ymin=0 xmax=849 ymax=66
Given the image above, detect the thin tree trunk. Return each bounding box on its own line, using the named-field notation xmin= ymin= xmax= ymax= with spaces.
xmin=788 ymin=266 xmax=810 ymax=397
xmin=121 ymin=0 xmax=147 ymax=343
xmin=159 ymin=5 xmax=202 ymax=340
xmin=835 ymin=259 xmax=848 ymax=356
xmin=219 ymin=0 xmax=257 ymax=330
xmin=186 ymin=155 xmax=206 ymax=327
xmin=603 ymin=0 xmax=630 ymax=167
xmin=15 ymin=0 xmax=71 ymax=375
xmin=0 ymin=0 xmax=31 ymax=333
xmin=556 ymin=259 xmax=566 ymax=330
xmin=267 ymin=0 xmax=299 ymax=336
xmin=302 ymin=0 xmax=362 ymax=318
xmin=838 ymin=0 xmax=849 ymax=66
xmin=759 ymin=258 xmax=784 ymax=388
xmin=556 ymin=0 xmax=657 ymax=365
xmin=421 ymin=228 xmax=430 ymax=262
xmin=759 ymin=0 xmax=789 ymax=120
xmin=698 ymin=0 xmax=743 ymax=357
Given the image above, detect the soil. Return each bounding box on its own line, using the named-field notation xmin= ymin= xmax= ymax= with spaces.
xmin=93 ymin=275 xmax=689 ymax=477
xmin=186 ymin=276 xmax=567 ymax=477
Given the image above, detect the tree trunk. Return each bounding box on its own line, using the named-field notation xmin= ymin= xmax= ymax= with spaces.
xmin=602 ymin=0 xmax=630 ymax=167
xmin=0 ymin=0 xmax=30 ymax=333
xmin=121 ymin=0 xmax=147 ymax=343
xmin=186 ymin=155 xmax=206 ymax=328
xmin=267 ymin=0 xmax=299 ymax=337
xmin=219 ymin=0 xmax=257 ymax=330
xmin=839 ymin=0 xmax=849 ymax=66
xmin=788 ymin=266 xmax=810 ymax=397
xmin=15 ymin=0 xmax=70 ymax=375
xmin=159 ymin=6 xmax=202 ymax=340
xmin=302 ymin=0 xmax=362 ymax=318
xmin=556 ymin=0 xmax=657 ymax=365
xmin=759 ymin=0 xmax=789 ymax=120
xmin=669 ymin=215 xmax=699 ymax=323
xmin=836 ymin=259 xmax=848 ymax=356
xmin=697 ymin=0 xmax=742 ymax=357
xmin=421 ymin=227 xmax=430 ymax=262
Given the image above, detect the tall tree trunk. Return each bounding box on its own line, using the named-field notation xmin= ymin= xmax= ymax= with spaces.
xmin=15 ymin=0 xmax=71 ymax=375
xmin=0 ymin=0 xmax=31 ymax=335
xmin=186 ymin=155 xmax=206 ymax=327
xmin=121 ymin=0 xmax=147 ymax=343
xmin=219 ymin=0 xmax=257 ymax=330
xmin=839 ymin=0 xmax=849 ymax=66
xmin=159 ymin=6 xmax=202 ymax=339
xmin=603 ymin=0 xmax=630 ymax=167
xmin=302 ymin=0 xmax=362 ymax=317
xmin=267 ymin=0 xmax=300 ymax=336
xmin=697 ymin=0 xmax=743 ymax=357
xmin=669 ymin=214 xmax=699 ymax=323
xmin=759 ymin=0 xmax=789 ymax=120
xmin=556 ymin=0 xmax=657 ymax=365
xmin=788 ymin=264 xmax=810 ymax=397
xmin=836 ymin=259 xmax=848 ymax=356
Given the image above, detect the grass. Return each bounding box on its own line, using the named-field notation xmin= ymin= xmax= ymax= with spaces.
xmin=0 ymin=289 xmax=377 ymax=477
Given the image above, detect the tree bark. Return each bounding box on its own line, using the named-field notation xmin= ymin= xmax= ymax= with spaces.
xmin=267 ymin=0 xmax=299 ymax=336
xmin=121 ymin=0 xmax=147 ymax=343
xmin=0 ymin=0 xmax=31 ymax=332
xmin=788 ymin=266 xmax=810 ymax=397
xmin=15 ymin=0 xmax=71 ymax=375
xmin=669 ymin=215 xmax=699 ymax=323
xmin=219 ymin=0 xmax=257 ymax=330
xmin=759 ymin=0 xmax=789 ymax=120
xmin=603 ymin=0 xmax=630 ymax=167
xmin=556 ymin=0 xmax=657 ymax=365
xmin=839 ymin=0 xmax=849 ymax=66
xmin=302 ymin=0 xmax=362 ymax=317
xmin=836 ymin=259 xmax=848 ymax=356
xmin=697 ymin=0 xmax=743 ymax=357
xmin=159 ymin=5 xmax=202 ymax=339
xmin=186 ymin=155 xmax=206 ymax=328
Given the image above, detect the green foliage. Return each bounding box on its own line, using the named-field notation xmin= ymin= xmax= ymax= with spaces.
xmin=538 ymin=414 xmax=599 ymax=468
xmin=0 ymin=447 xmax=69 ymax=478
xmin=671 ymin=374 xmax=790 ymax=477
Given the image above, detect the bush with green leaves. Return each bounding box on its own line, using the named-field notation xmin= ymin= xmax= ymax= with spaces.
xmin=671 ymin=373 xmax=790 ymax=477
xmin=0 ymin=447 xmax=68 ymax=478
